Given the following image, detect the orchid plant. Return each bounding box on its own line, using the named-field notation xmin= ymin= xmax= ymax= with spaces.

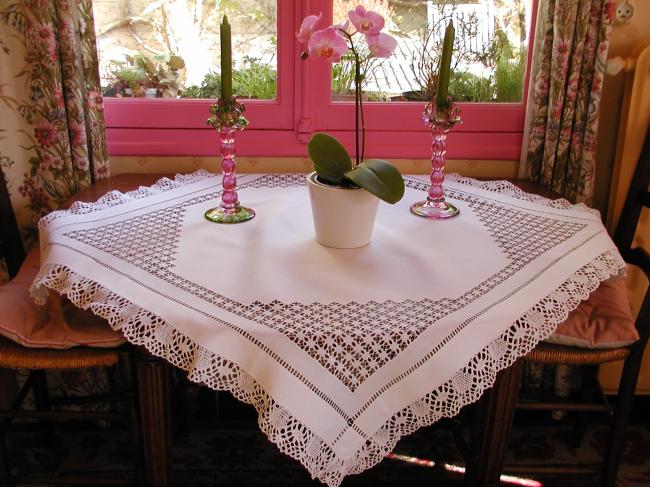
xmin=297 ymin=5 xmax=404 ymax=204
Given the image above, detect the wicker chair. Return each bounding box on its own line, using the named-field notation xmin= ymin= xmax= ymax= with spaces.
xmin=0 ymin=169 xmax=143 ymax=485
xmin=497 ymin=128 xmax=650 ymax=487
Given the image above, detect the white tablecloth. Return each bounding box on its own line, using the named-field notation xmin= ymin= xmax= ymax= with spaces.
xmin=31 ymin=172 xmax=624 ymax=486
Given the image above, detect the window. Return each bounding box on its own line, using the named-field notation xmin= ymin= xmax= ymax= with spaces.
xmin=93 ymin=0 xmax=538 ymax=159
xmin=95 ymin=1 xmax=278 ymax=100
xmin=331 ymin=1 xmax=530 ymax=104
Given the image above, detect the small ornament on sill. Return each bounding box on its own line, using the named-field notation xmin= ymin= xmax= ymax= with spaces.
xmin=206 ymin=98 xmax=248 ymax=130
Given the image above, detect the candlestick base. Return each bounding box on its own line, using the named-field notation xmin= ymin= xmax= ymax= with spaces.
xmin=410 ymin=199 xmax=459 ymax=219
xmin=204 ymin=206 xmax=255 ymax=224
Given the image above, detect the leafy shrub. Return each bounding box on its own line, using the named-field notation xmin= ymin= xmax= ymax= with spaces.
xmin=447 ymin=32 xmax=525 ymax=103
xmin=233 ymin=56 xmax=276 ymax=99
xmin=332 ymin=53 xmax=356 ymax=97
xmin=181 ymin=72 xmax=221 ymax=99
xmin=494 ymin=51 xmax=525 ymax=102
xmin=105 ymin=53 xmax=185 ymax=98
xmin=181 ymin=58 xmax=277 ymax=100
xmin=450 ymin=72 xmax=494 ymax=102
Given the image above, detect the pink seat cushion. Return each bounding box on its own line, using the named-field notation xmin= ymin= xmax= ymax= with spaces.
xmin=546 ymin=276 xmax=639 ymax=349
xmin=0 ymin=249 xmax=125 ymax=349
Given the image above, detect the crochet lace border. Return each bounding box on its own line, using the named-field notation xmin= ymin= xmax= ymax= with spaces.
xmin=31 ymin=171 xmax=625 ymax=487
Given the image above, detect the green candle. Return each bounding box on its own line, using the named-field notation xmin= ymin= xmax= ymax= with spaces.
xmin=436 ymin=21 xmax=455 ymax=109
xmin=220 ymin=15 xmax=232 ymax=103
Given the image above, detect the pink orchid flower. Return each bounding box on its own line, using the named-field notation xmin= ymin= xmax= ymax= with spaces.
xmin=334 ymin=19 xmax=352 ymax=34
xmin=308 ymin=28 xmax=348 ymax=62
xmin=348 ymin=5 xmax=384 ymax=36
xmin=296 ymin=13 xmax=322 ymax=43
xmin=366 ymin=33 xmax=396 ymax=58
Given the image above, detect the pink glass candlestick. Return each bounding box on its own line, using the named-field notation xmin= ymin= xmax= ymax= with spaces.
xmin=205 ymin=98 xmax=254 ymax=224
xmin=410 ymin=99 xmax=461 ymax=219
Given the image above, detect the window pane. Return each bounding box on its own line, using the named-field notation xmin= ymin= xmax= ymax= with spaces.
xmin=331 ymin=0 xmax=531 ymax=103
xmin=93 ymin=0 xmax=277 ymax=99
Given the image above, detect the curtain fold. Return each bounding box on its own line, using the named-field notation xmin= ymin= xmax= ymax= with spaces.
xmin=519 ymin=0 xmax=615 ymax=412
xmin=0 ymin=0 xmax=111 ymax=405
xmin=521 ymin=0 xmax=614 ymax=204
xmin=0 ymin=0 xmax=109 ymax=249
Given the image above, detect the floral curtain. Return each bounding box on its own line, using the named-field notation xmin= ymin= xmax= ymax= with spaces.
xmin=0 ymin=0 xmax=109 ymax=256
xmin=522 ymin=0 xmax=614 ymax=204
xmin=0 ymin=0 xmax=110 ymax=404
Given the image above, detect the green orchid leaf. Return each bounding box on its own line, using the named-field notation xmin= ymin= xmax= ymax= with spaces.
xmin=344 ymin=159 xmax=405 ymax=204
xmin=307 ymin=133 xmax=352 ymax=185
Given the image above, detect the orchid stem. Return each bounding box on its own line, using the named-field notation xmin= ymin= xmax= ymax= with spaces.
xmin=355 ymin=60 xmax=360 ymax=166
xmin=341 ymin=29 xmax=362 ymax=167
xmin=359 ymin=63 xmax=365 ymax=164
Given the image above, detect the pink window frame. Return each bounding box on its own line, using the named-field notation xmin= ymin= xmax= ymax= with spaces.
xmin=104 ymin=0 xmax=538 ymax=160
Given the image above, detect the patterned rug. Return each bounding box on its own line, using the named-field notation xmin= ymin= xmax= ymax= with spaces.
xmin=6 ymin=411 xmax=650 ymax=486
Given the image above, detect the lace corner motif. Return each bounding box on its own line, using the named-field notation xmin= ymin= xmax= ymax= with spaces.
xmin=26 ymin=249 xmax=625 ymax=487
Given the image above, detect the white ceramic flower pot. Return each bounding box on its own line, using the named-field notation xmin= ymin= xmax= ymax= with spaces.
xmin=306 ymin=172 xmax=379 ymax=249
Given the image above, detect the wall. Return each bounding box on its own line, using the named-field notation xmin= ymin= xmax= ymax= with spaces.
xmin=594 ymin=0 xmax=650 ymax=214
xmin=596 ymin=0 xmax=650 ymax=394
xmin=108 ymin=156 xmax=519 ymax=178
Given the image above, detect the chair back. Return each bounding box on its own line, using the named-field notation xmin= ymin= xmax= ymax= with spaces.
xmin=613 ymin=126 xmax=650 ymax=344
xmin=0 ymin=166 xmax=26 ymax=279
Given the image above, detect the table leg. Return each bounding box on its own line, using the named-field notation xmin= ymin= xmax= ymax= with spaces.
xmin=176 ymin=375 xmax=201 ymax=435
xmin=135 ymin=349 xmax=172 ymax=487
xmin=466 ymin=358 xmax=524 ymax=487
xmin=0 ymin=427 xmax=9 ymax=486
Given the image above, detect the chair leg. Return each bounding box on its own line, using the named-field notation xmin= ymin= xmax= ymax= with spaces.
xmin=118 ymin=350 xmax=146 ymax=486
xmin=0 ymin=369 xmax=35 ymax=486
xmin=0 ymin=426 xmax=10 ymax=487
xmin=465 ymin=358 xmax=524 ymax=487
xmin=569 ymin=365 xmax=597 ymax=448
xmin=600 ymin=348 xmax=644 ymax=487
xmin=31 ymin=370 xmax=54 ymax=443
xmin=31 ymin=370 xmax=51 ymax=411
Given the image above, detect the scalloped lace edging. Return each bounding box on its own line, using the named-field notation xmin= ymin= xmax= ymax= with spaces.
xmin=446 ymin=174 xmax=601 ymax=215
xmin=29 ymin=248 xmax=624 ymax=487
xmin=41 ymin=171 xmax=597 ymax=230
xmin=39 ymin=170 xmax=215 ymax=228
